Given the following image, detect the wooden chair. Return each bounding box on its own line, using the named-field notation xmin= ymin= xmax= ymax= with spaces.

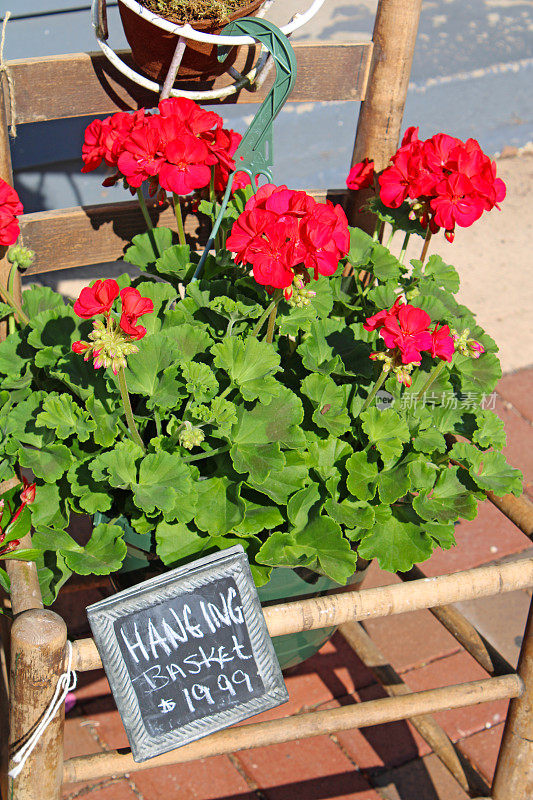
xmin=1 ymin=1 xmax=532 ymax=798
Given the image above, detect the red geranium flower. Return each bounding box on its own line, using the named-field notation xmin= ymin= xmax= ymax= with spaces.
xmin=73 ymin=279 xmax=120 ymax=318
xmin=117 ymin=117 xmax=165 ymax=188
xmin=0 ymin=179 xmax=23 ymax=247
xmin=381 ymin=304 xmax=432 ymax=364
xmin=301 ymin=202 xmax=350 ymax=278
xmin=119 ymin=287 xmax=154 ymax=340
xmin=346 ymin=159 xmax=374 ymax=190
xmin=158 ymin=134 xmax=211 ymax=196
xmin=430 ymin=173 xmax=485 ymax=230
xmin=159 ymin=97 xmax=222 ymax=137
xmin=430 ymin=323 xmax=455 ymax=362
xmin=363 ymin=297 xmax=403 ymax=332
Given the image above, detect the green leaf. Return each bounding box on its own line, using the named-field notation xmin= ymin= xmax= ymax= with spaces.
xmin=261 ymin=387 xmax=306 ymax=448
xmin=182 ymin=361 xmax=218 ymax=403
xmin=324 ymin=498 xmax=375 ymax=529
xmin=209 ymin=396 xmax=237 ymax=437
xmin=36 ymin=393 xmax=97 ymax=441
xmin=91 ymin=440 xmax=143 ymax=487
xmin=22 ymin=286 xmax=65 ymax=318
xmin=86 ymin=396 xmax=121 ymax=448
xmin=36 ymin=551 xmax=72 ymax=605
xmin=361 ymin=407 xmax=409 ymax=463
xmin=408 ymin=458 xmax=438 ymax=492
xmin=367 ymin=197 xmax=426 ymax=235
xmin=450 ymin=442 xmax=523 ymax=497
xmin=165 ymin=323 xmax=213 ymax=363
xmin=367 ymin=284 xmax=398 ymax=310
xmin=298 ymin=321 xmax=340 ymax=375
xmin=124 ymin=330 xmax=182 ymax=396
xmin=346 ymin=450 xmax=378 ymax=501
xmin=346 ymin=226 xmax=373 ymax=268
xmin=68 ymin=458 xmax=113 ymax=515
xmin=33 ymin=524 xmax=126 ymax=575
xmin=0 ymin=567 xmax=9 ymax=593
xmin=5 ymin=392 xmax=51 ymax=448
xmin=194 ymin=477 xmax=244 ymax=536
xmin=155 ymin=521 xmax=206 ymax=565
xmin=370 ymin=243 xmax=403 ymax=281
xmin=231 ymin=441 xmax=284 ymax=483
xmin=277 ymin=276 xmax=334 ymax=336
xmin=287 ymin=484 xmax=321 ymax=530
xmin=306 ymin=434 xmax=352 ymax=482
xmin=377 ymin=460 xmax=412 ymax=504
xmin=30 ymin=483 xmax=67 ymax=528
xmin=413 ymin=466 xmax=478 ymax=523
xmin=2 ymin=505 xmax=31 ymax=544
xmin=234 ymin=501 xmax=283 ymax=536
xmin=455 ymin=353 xmax=502 ymax=394
xmin=473 ymin=409 xmax=506 ymax=449
xmin=154 ymin=244 xmax=193 ymax=281
xmin=412 ymin=426 xmax=447 ymax=454
xmin=124 ymin=227 xmax=174 ymax=269
xmin=18 ymin=443 xmax=72 ymax=482
xmin=212 ymin=337 xmax=281 ymax=404
xmin=133 ymin=281 xmax=177 ymax=335
xmin=257 ymin=517 xmax=358 ymax=584
xmin=248 ymin=451 xmax=309 ymax=504
xmin=358 ymin=513 xmax=434 ymax=572
xmin=301 ymin=374 xmax=351 ymax=437
xmin=421 ymin=254 xmax=460 ymax=293
xmin=135 ymin=452 xmax=198 ymax=522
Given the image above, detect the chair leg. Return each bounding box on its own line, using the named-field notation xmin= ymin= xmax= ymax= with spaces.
xmin=8 ymin=609 xmax=67 ymax=800
xmin=491 ymin=595 xmax=533 ymax=799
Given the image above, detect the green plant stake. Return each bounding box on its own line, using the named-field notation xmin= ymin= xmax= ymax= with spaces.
xmin=191 ymin=17 xmax=297 ymax=281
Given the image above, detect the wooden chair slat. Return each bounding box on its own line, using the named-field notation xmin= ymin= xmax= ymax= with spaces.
xmin=8 ymin=43 xmax=373 ymax=125
xmin=20 ymin=190 xmax=347 ymax=274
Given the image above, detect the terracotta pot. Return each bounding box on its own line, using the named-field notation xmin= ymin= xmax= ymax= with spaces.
xmin=118 ymin=0 xmax=265 ymax=83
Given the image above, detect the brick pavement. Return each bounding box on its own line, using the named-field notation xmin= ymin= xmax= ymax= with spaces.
xmin=57 ymin=366 xmax=532 ymax=800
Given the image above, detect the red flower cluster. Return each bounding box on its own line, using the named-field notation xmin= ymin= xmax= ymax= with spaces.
xmin=0 ymin=179 xmax=23 ymax=247
xmin=364 ymin=299 xmax=455 ymax=375
xmin=377 ymin=128 xmax=506 ymax=240
xmin=72 ymin=280 xmax=153 ymax=375
xmin=346 ymin=158 xmax=374 ymax=191
xmin=81 ymin=98 xmax=245 ymax=197
xmin=226 ymin=184 xmax=350 ymax=296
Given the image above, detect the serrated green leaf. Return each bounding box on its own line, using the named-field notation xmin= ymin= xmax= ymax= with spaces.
xmin=33 ymin=524 xmax=126 ymax=575
xmin=124 ymin=227 xmax=174 ymax=269
xmin=361 ymin=407 xmax=409 ymax=463
xmin=194 ymin=477 xmax=244 ymax=536
xmin=133 ymin=281 xmax=177 ymax=336
xmin=346 ymin=450 xmax=379 ymax=501
xmin=68 ymin=458 xmax=113 ymax=515
xmin=346 ymin=226 xmax=373 ymax=268
xmin=413 ymin=426 xmax=447 ymax=454
xmin=135 ymin=452 xmax=198 ymax=522
xmin=324 ymin=498 xmax=375 ymax=529
xmin=86 ymin=396 xmax=121 ymax=447
xmin=301 ymin=373 xmax=351 ymax=437
xmin=159 ymin=323 xmax=213 ymax=365
xmin=450 ymin=442 xmax=523 ymax=497
xmin=367 ymin=284 xmax=398 ymax=310
xmin=421 ymin=254 xmax=460 ymax=293
xmin=36 ymin=393 xmax=97 ymax=441
xmin=36 ymin=551 xmax=72 ymax=605
xmin=231 ymin=442 xmax=284 ymax=482
xmin=123 ymin=330 xmax=182 ymax=397
xmin=154 ymin=244 xmax=193 ymax=281
xmin=234 ymin=501 xmax=283 ymax=536
xmin=29 ymin=482 xmax=68 ymax=528
xmin=370 ymin=243 xmax=403 ymax=281
xmin=22 ymin=286 xmax=65 ymax=318
xmin=91 ymin=440 xmax=143 ymax=486
xmin=155 ymin=521 xmax=206 ymax=565
xmin=182 ymin=361 xmax=218 ymax=403
xmin=358 ymin=513 xmax=434 ymax=572
xmin=455 ymin=353 xmax=502 ymax=394
xmin=298 ymin=320 xmax=340 ymax=375
xmin=287 ymin=484 xmax=321 ymax=530
xmin=18 ymin=443 xmax=72 ymax=482
xmin=473 ymin=409 xmax=506 ymax=449
xmin=212 ymin=337 xmax=281 ymax=404
xmin=306 ymin=433 xmax=353 ymax=482
xmin=248 ymin=451 xmax=309 ymax=504
xmin=377 ymin=460 xmax=412 ymax=504
xmin=413 ymin=466 xmax=478 ymax=523
xmin=277 ymin=276 xmax=333 ymax=336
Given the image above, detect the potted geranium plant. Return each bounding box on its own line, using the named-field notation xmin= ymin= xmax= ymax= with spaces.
xmin=117 ymin=0 xmax=266 ymax=82
xmin=0 ymin=103 xmax=523 ymax=669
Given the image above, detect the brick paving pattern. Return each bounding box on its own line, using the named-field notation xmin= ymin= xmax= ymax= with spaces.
xmin=57 ymin=367 xmax=532 ymax=800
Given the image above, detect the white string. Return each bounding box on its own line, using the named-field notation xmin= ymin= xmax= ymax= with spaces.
xmin=9 ymin=640 xmax=77 ymax=780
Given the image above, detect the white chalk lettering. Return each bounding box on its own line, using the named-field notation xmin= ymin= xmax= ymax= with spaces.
xmin=183 ymin=604 xmax=204 ymax=638
xmin=231 ymin=635 xmax=253 ymax=660
xmin=148 ymin=619 xmax=171 ymax=659
xmin=120 ymin=623 xmax=149 ymax=664
xmin=196 ymin=645 xmax=234 ymax=672
xmin=162 ymin=614 xmax=188 ymax=647
xmin=227 ymin=587 xmax=244 ymax=624
xmin=137 ymin=664 xmax=170 ymax=692
xmin=200 ymin=601 xmax=217 ymax=634
xmin=166 ymin=662 xmax=187 ymax=681
xmin=182 ymin=654 xmax=202 ymax=675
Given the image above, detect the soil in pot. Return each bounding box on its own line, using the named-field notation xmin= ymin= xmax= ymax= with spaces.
xmin=118 ymin=0 xmax=265 ymax=82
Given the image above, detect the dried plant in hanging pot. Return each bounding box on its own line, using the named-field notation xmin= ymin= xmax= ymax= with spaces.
xmin=118 ymin=0 xmax=266 ymax=82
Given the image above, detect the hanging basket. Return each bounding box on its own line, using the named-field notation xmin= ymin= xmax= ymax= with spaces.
xmin=117 ymin=0 xmax=266 ymax=82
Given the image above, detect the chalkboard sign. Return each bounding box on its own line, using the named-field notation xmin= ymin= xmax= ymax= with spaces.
xmin=87 ymin=545 xmax=288 ymax=762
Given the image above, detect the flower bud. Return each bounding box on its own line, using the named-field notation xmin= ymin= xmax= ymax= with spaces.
xmin=0 ymin=539 xmax=20 ymax=556
xmin=179 ymin=422 xmax=205 ymax=451
xmin=452 ymin=328 xmax=485 ymax=359
xmin=20 ymin=478 xmax=36 ymax=505
xmin=7 ymin=244 xmax=35 ymax=270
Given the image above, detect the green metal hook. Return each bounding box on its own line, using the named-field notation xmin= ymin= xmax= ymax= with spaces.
xmin=191 ymin=18 xmax=297 ymax=282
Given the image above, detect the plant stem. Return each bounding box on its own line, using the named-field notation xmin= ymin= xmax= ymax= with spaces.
xmin=136 ymin=188 xmax=154 ymax=231
xmin=385 ymin=228 xmax=395 ymax=249
xmin=118 ymin=368 xmax=145 ymax=451
xmin=173 ymin=193 xmax=186 ymax=246
xmin=182 ymin=444 xmax=231 ymax=463
xmin=399 ymin=232 xmax=410 ymax=264
xmin=361 ymin=367 xmax=388 ymax=412
xmin=7 ymin=262 xmax=17 ymax=334
xmin=264 ymin=288 xmax=283 ymax=344
xmin=420 ymin=228 xmax=432 ymax=264
xmin=416 ymin=360 xmax=447 ymax=400
xmin=154 ymin=410 xmax=162 ymax=437
xmin=251 ymin=300 xmax=277 ymax=338
xmin=0 ymin=282 xmax=29 ymax=326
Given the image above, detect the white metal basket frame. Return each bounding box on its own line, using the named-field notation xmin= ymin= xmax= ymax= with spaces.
xmin=91 ymin=0 xmax=326 ymax=101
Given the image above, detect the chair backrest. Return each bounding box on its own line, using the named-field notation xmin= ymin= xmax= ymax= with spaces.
xmin=0 ymin=0 xmax=421 ymax=300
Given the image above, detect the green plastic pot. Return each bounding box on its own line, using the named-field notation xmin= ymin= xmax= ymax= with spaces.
xmin=95 ymin=513 xmax=368 ymax=670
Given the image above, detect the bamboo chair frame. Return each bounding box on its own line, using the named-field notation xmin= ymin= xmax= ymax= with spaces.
xmin=1 ymin=1 xmax=532 ymax=798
